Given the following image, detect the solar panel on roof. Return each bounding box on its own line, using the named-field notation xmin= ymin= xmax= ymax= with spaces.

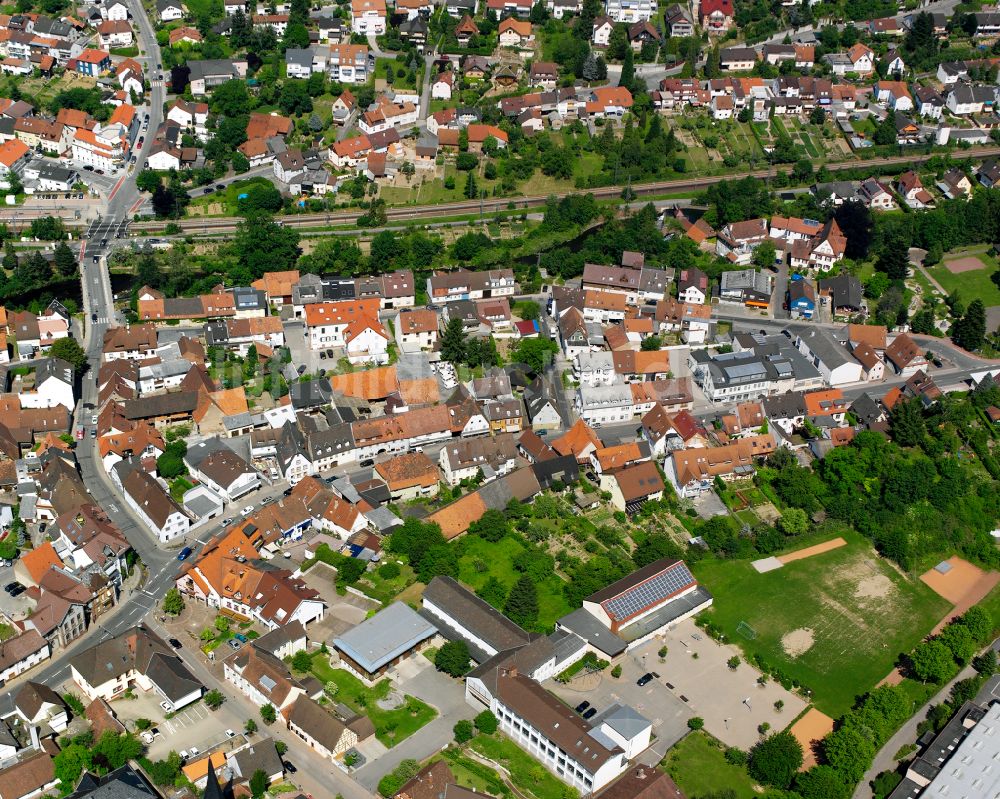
xmin=602 ymin=563 xmax=696 ymax=621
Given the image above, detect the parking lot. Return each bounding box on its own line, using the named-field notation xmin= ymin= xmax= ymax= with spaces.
xmin=0 ymin=563 xmax=34 ymax=623
xmin=546 ymin=649 xmax=694 ymax=765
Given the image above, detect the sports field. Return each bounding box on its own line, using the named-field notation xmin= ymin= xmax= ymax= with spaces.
xmin=692 ymin=532 xmax=950 ymax=716
xmin=926 ymin=248 xmax=1000 ymax=307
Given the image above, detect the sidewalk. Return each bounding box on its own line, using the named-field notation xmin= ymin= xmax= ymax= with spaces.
xmin=853 ymin=664 xmax=976 ymax=799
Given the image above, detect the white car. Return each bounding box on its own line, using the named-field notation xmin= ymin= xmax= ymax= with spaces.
xmin=179 ymin=750 xmax=189 ymax=761
xmin=189 ymin=746 xmax=200 ymax=757
xmin=225 ymin=729 xmax=236 ymax=739
xmin=241 ymin=505 xmax=254 ymax=516
xmin=159 ymin=701 xmax=171 ymax=712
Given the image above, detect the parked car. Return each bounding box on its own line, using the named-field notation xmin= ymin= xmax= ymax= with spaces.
xmin=228 ymin=639 xmax=242 ymax=650
xmin=575 ymin=701 xmax=590 ymax=714
xmin=636 ymin=673 xmax=654 ymax=687
xmin=8 ymin=585 xmax=25 ymax=597
xmin=177 ymin=546 xmax=192 ymax=561
xmin=359 ymin=458 xmax=374 ymax=467
xmin=160 ymin=701 xmax=172 ymax=712
xmin=582 ymin=707 xmax=598 ymax=720
xmin=225 ymin=729 xmax=236 ymax=738
xmin=168 ymin=638 xmax=183 ymax=649
xmin=233 ymin=633 xmax=248 ymax=643
xmin=241 ymin=505 xmax=254 ymax=516
xmin=222 ymin=518 xmax=233 ymax=526
xmin=4 ymin=581 xmax=21 ymax=593
xmin=283 ymin=762 xmax=297 ymax=774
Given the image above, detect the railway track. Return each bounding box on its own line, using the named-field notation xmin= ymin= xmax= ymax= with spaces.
xmin=5 ymin=145 xmax=999 ymax=234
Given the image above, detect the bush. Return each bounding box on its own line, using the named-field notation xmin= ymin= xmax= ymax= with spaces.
xmin=474 ymin=710 xmax=498 ymax=735
xmin=454 ymin=719 xmax=474 ymax=743
xmin=611 ymin=664 xmax=622 ymax=678
xmin=378 ymin=759 xmax=422 ymax=797
xmin=62 ymin=693 xmax=85 ymax=715
xmin=687 ymin=717 xmax=704 ymax=730
xmin=378 ymin=562 xmax=401 ymax=580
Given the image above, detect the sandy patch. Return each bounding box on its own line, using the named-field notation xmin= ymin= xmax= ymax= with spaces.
xmin=943 ymin=256 xmax=987 ymax=274
xmin=782 ymin=628 xmax=814 ymax=657
xmin=790 ymin=709 xmax=835 ymax=769
xmin=855 ymin=574 xmax=894 ymax=600
xmin=777 ymin=537 xmax=848 ymax=564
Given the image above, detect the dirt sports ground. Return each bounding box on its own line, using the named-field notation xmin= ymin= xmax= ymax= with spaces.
xmin=920 ymin=556 xmax=1000 ymax=634
xmin=777 ymin=537 xmax=847 ymax=565
xmin=790 ymin=708 xmax=836 ymax=769
xmin=944 ymin=256 xmax=988 ymax=274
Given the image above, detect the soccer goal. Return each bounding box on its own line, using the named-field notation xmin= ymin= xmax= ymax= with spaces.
xmin=736 ymin=621 xmax=758 ymax=641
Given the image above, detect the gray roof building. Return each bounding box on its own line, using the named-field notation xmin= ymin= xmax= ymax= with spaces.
xmin=333 ymin=601 xmax=436 ymax=675
xmin=65 ymin=764 xmax=161 ymax=799
xmin=422 ymin=576 xmax=532 ymax=661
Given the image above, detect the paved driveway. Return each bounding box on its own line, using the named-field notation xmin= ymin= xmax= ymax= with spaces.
xmin=352 ymin=661 xmax=474 ymax=790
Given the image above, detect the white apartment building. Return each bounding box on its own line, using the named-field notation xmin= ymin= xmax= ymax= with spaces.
xmin=604 ymin=0 xmax=654 ymax=22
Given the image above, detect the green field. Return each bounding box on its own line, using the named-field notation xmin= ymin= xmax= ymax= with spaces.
xmin=926 ymin=249 xmax=1000 ymax=307
xmin=457 ymin=535 xmax=573 ymax=631
xmin=664 ymin=732 xmax=759 ymax=799
xmin=692 ymin=531 xmax=950 ymax=716
xmin=468 ymin=735 xmax=572 ymax=799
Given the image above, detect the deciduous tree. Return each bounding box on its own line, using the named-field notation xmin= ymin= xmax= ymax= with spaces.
xmin=436 ymin=640 xmax=471 ymax=677
xmin=748 ymin=731 xmax=803 ymax=789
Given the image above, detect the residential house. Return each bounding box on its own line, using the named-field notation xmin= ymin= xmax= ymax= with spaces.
xmin=937 ymin=168 xmax=973 ymax=200
xmin=884 ymin=332 xmax=927 ymax=376
xmin=70 ymin=626 xmax=202 ymax=711
xmin=698 ymin=0 xmax=733 ymax=33
xmin=897 ymin=170 xmax=934 ymax=209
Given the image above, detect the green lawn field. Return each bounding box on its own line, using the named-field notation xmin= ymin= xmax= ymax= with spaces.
xmin=309 ymin=658 xmax=437 ymax=747
xmin=665 ymin=732 xmax=760 ymax=799
xmin=927 ymin=249 xmax=1000 ymax=307
xmin=456 ymin=535 xmax=573 ymax=632
xmin=691 ymin=531 xmax=950 ymax=716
